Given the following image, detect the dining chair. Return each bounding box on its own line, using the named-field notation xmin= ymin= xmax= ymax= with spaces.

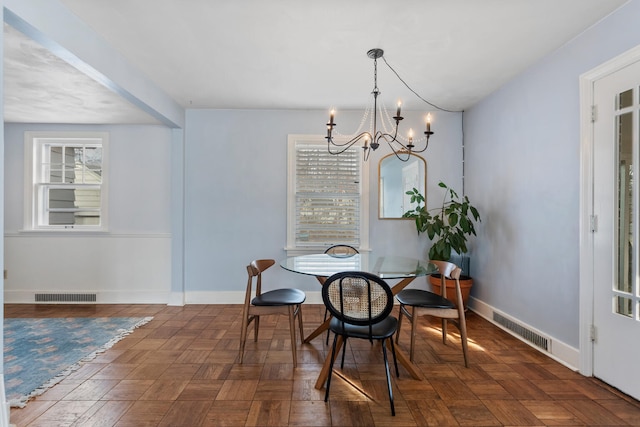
xmin=395 ymin=260 xmax=469 ymax=367
xmin=324 ymin=244 xmax=359 ymax=257
xmin=323 ymin=245 xmax=359 ymax=344
xmin=238 ymin=259 xmax=306 ymax=367
xmin=322 ymin=271 xmax=399 ymax=416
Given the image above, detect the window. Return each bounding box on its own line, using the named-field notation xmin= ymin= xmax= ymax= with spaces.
xmin=24 ymin=132 xmax=108 ymax=231
xmin=286 ymin=135 xmax=369 ymax=253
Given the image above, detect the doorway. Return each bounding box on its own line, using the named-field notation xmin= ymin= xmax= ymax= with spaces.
xmin=580 ymin=46 xmax=640 ymax=400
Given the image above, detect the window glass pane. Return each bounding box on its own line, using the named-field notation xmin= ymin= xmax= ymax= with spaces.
xmin=74 ymin=188 xmax=101 ymax=210
xmin=48 ymin=188 xmax=76 ymax=209
xmin=64 ymin=164 xmax=76 ymax=183
xmin=84 ymin=147 xmax=102 ymax=168
xmin=295 ymin=143 xmax=360 ymax=246
xmin=48 ymin=211 xmax=100 ymax=226
xmin=49 ymin=167 xmax=63 ymax=183
xmin=618 ymin=88 xmax=633 ymax=109
xmin=72 ymin=212 xmax=100 ymax=226
xmin=48 ymin=211 xmax=77 ymax=225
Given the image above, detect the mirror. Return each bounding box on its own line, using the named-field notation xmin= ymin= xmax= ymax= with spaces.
xmin=378 ymin=153 xmax=426 ymax=219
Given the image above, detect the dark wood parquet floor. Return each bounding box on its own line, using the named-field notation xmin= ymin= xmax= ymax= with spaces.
xmin=7 ymin=303 xmax=640 ymax=427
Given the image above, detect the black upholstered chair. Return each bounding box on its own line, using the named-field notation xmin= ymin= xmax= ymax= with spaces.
xmin=322 ymin=271 xmax=399 ymax=416
xmin=324 ymin=244 xmax=359 ymax=257
xmin=238 ymin=259 xmax=305 ymax=367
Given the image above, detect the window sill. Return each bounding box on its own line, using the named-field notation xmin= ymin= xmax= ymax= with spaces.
xmin=16 ymin=229 xmax=110 ymax=237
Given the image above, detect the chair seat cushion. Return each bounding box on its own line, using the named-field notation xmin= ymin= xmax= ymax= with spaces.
xmin=252 ymin=288 xmax=306 ymax=306
xmin=396 ymin=289 xmax=455 ymax=309
xmin=329 ymin=316 xmax=398 ymax=340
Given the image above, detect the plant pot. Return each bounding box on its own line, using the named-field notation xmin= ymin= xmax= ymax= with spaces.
xmin=428 ymin=273 xmax=473 ymax=310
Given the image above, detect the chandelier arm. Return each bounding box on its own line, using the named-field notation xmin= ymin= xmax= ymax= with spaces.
xmin=406 ymin=139 xmax=430 ymax=153
xmin=377 ymin=133 xmax=412 ymax=161
xmin=327 ymin=131 xmax=373 ymax=154
xmin=378 ymin=131 xmax=407 ymax=151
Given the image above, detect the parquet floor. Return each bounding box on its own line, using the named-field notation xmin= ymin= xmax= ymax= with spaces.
xmin=7 ymin=303 xmax=640 ymax=426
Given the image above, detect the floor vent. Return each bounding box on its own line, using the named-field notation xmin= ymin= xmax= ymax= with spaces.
xmin=492 ymin=311 xmax=550 ymax=351
xmin=35 ymin=293 xmax=97 ymax=303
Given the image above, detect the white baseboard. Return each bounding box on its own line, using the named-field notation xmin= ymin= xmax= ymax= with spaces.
xmin=4 ymin=290 xmax=170 ymax=305
xmin=3 ymin=290 xmax=324 ymax=305
xmin=469 ymin=297 xmax=580 ymax=370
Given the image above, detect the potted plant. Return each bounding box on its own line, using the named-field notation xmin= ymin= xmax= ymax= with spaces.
xmin=403 ymin=181 xmax=481 ymax=308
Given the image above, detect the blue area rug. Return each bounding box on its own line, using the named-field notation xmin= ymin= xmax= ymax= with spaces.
xmin=4 ymin=316 xmax=152 ymax=407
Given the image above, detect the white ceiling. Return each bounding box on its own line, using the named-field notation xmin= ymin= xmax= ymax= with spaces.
xmin=3 ymin=0 xmax=629 ymax=124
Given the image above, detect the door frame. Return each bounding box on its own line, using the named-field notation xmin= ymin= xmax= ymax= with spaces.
xmin=579 ymin=44 xmax=640 ymax=376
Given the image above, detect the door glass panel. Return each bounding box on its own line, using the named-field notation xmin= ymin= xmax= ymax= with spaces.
xmin=616 ymin=111 xmax=633 ymax=295
xmin=615 ymin=295 xmax=633 ymax=317
xmin=618 ymin=88 xmax=633 ymax=109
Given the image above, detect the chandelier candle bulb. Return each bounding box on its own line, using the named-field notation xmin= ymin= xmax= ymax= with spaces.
xmin=396 ymin=101 xmax=402 ymax=118
xmin=426 ymin=114 xmax=432 ymax=133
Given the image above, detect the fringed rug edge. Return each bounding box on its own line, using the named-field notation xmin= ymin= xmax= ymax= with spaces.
xmin=9 ymin=316 xmax=154 ymax=408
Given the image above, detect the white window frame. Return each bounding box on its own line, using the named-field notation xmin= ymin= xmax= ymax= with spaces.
xmin=23 ymin=131 xmax=109 ymax=232
xmin=286 ymin=134 xmax=369 ymax=255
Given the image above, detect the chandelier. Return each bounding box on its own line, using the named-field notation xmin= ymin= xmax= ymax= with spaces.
xmin=325 ymin=48 xmax=434 ymax=162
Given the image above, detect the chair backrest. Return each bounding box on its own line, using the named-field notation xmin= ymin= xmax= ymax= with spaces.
xmin=324 ymin=245 xmax=359 ymax=257
xmin=245 ymin=259 xmax=275 ymax=301
xmin=430 ymin=260 xmax=457 ymax=280
xmin=430 ymin=260 xmax=464 ymax=306
xmin=322 ymin=271 xmax=394 ymax=331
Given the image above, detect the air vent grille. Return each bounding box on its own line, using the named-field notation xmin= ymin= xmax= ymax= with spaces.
xmin=493 ymin=311 xmax=549 ymax=351
xmin=35 ymin=293 xmax=97 ymax=303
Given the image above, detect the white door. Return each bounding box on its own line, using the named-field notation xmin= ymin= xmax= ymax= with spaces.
xmin=592 ymin=59 xmax=640 ymax=400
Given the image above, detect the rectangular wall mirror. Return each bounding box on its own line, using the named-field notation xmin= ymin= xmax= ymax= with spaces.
xmin=378 ymin=153 xmax=426 ymax=219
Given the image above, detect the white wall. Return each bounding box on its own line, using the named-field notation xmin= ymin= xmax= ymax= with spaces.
xmin=464 ymin=0 xmax=640 ymax=349
xmin=4 ymin=124 xmax=173 ymax=303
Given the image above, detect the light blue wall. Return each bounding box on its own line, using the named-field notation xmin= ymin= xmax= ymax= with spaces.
xmin=3 ymin=124 xmax=173 ymax=234
xmin=464 ymin=0 xmax=640 ymax=347
xmin=183 ymin=109 xmax=462 ymax=293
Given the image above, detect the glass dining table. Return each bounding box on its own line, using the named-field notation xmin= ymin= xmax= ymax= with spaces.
xmin=280 ymin=253 xmax=437 ymax=387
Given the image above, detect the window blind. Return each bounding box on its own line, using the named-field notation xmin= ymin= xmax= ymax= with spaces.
xmin=295 ymin=143 xmax=361 ymax=247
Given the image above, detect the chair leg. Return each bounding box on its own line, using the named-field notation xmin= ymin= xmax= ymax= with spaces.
xmin=441 ymin=318 xmax=448 ymax=344
xmin=288 ymin=305 xmax=298 ymax=368
xmin=238 ymin=312 xmax=249 ymax=364
xmin=297 ymin=304 xmax=304 ymax=344
xmin=380 ymin=338 xmax=396 ymax=416
xmin=395 ymin=304 xmax=404 ymax=344
xmin=409 ymin=306 xmax=418 ymax=362
xmin=254 ymin=316 xmax=260 ymax=342
xmin=325 ymin=334 xmax=340 ymax=403
xmin=458 ymin=311 xmax=470 ymax=368
xmin=340 ymin=337 xmax=348 ymax=369
xmin=324 ymin=308 xmax=331 ymax=345
xmin=388 ymin=335 xmax=400 ymax=377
